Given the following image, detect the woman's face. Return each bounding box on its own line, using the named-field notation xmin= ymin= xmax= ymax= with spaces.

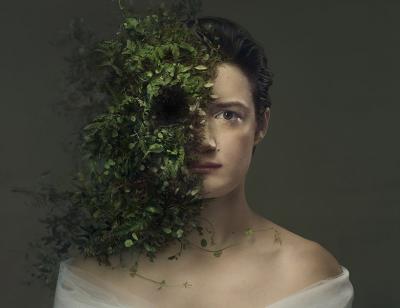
xmin=191 ymin=62 xmax=269 ymax=198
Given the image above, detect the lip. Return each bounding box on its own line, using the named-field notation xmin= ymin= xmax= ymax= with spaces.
xmin=190 ymin=167 xmax=219 ymax=173
xmin=190 ymin=162 xmax=222 ymax=169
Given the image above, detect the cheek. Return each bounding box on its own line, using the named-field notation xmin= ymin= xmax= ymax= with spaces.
xmin=219 ymin=125 xmax=255 ymax=167
xmin=200 ymin=125 xmax=256 ymax=197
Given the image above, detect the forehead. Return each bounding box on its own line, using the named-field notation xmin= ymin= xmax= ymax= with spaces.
xmin=210 ymin=63 xmax=254 ymax=110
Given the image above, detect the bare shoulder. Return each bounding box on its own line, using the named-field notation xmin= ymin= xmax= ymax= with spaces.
xmin=267 ymin=222 xmax=343 ymax=287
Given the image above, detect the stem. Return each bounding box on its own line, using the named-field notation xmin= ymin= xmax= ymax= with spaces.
xmin=196 ymin=216 xmax=216 ymax=245
xmin=130 ymin=227 xmax=282 ymax=289
xmin=118 ymin=0 xmax=124 ymax=11
xmin=187 ymin=239 xmax=240 ymax=253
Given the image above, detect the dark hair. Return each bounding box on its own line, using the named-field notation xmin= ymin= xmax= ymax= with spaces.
xmin=194 ymin=16 xmax=273 ymax=155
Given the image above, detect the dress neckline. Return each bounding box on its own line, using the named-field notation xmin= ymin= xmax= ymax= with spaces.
xmin=58 ymin=258 xmax=351 ymax=308
xmin=266 ymin=265 xmax=351 ymax=307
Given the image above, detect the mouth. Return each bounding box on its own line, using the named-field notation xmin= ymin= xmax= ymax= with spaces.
xmin=189 ymin=162 xmax=222 ymax=173
xmin=190 ymin=167 xmax=220 ymax=173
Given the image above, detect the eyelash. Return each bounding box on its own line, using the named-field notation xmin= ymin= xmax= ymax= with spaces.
xmin=214 ymin=110 xmax=242 ymax=123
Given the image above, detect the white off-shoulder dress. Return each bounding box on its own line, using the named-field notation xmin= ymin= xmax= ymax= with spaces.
xmin=53 ymin=258 xmax=354 ymax=308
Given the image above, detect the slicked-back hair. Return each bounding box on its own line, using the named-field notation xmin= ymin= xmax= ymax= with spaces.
xmin=194 ymin=16 xmax=273 ymax=155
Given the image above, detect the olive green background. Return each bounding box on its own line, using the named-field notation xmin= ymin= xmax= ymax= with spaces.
xmin=1 ymin=0 xmax=399 ymax=307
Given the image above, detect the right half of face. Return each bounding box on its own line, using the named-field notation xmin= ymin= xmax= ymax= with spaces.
xmin=192 ymin=62 xmax=260 ymax=199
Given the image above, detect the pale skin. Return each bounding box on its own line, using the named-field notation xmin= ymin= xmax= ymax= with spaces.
xmin=70 ymin=63 xmax=343 ymax=307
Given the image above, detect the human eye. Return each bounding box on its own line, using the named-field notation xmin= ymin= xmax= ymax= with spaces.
xmin=214 ymin=110 xmax=242 ymax=123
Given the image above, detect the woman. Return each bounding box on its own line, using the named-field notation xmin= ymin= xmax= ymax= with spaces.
xmin=53 ymin=16 xmax=354 ymax=308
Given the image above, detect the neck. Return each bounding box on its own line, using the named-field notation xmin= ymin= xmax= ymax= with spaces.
xmin=198 ymin=180 xmax=264 ymax=243
xmin=121 ymin=179 xmax=272 ymax=269
xmin=168 ymin=178 xmax=270 ymax=257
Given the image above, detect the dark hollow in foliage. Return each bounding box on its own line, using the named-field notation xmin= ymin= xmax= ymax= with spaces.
xmin=151 ymin=85 xmax=191 ymax=126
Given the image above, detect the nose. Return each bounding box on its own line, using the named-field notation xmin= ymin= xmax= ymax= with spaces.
xmin=198 ymin=119 xmax=217 ymax=154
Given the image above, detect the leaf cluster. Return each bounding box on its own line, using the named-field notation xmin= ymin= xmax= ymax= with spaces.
xmin=19 ymin=0 xmax=233 ymax=288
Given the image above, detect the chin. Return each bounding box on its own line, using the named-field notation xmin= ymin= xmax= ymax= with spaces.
xmin=198 ymin=178 xmax=239 ymax=199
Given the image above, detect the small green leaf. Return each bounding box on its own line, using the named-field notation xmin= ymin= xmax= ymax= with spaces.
xmin=180 ymin=65 xmax=192 ymax=73
xmin=213 ymin=250 xmax=223 ymax=257
xmin=244 ymin=227 xmax=254 ymax=236
xmin=148 ymin=143 xmax=164 ymax=153
xmin=131 ymin=232 xmax=139 ymax=240
xmin=124 ymin=239 xmax=134 ymax=248
xmin=194 ymin=65 xmax=207 ymax=70
xmin=176 ymin=229 xmax=184 ymax=238
xmin=145 ymin=206 xmax=158 ymax=213
xmin=124 ymin=17 xmax=139 ymax=30
xmin=204 ymin=82 xmax=214 ymax=88
xmin=163 ymin=227 xmax=172 ymax=234
xmin=190 ymin=188 xmax=199 ymax=196
xmin=202 ymin=54 xmax=210 ymax=61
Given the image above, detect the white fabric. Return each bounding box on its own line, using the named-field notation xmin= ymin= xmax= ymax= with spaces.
xmin=53 ymin=258 xmax=354 ymax=308
xmin=267 ymin=266 xmax=354 ymax=308
xmin=53 ymin=258 xmax=156 ymax=308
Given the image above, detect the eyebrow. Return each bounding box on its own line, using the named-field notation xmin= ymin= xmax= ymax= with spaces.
xmin=207 ymin=101 xmax=250 ymax=112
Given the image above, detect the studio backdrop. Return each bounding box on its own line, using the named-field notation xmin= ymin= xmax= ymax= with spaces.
xmin=1 ymin=0 xmax=399 ymax=307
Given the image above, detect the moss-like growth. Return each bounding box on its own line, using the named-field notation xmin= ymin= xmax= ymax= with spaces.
xmin=13 ymin=0 xmax=279 ymax=289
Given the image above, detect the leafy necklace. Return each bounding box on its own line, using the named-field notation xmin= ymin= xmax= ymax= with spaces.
xmin=121 ymin=223 xmax=282 ymax=290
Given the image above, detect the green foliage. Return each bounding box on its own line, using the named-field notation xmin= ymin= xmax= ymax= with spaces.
xmin=17 ymin=0 xmax=233 ymax=288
